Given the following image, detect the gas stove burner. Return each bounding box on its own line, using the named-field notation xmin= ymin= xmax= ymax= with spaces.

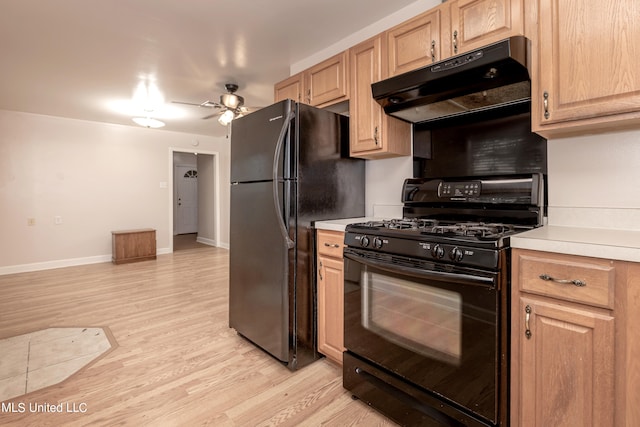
xmin=453 ymin=222 xmax=516 ymax=238
xmin=385 ymin=218 xmax=439 ymax=230
xmin=354 ymin=218 xmax=527 ymax=242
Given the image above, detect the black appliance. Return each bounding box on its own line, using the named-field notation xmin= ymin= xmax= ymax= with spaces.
xmin=343 ymin=174 xmax=544 ymax=426
xmin=372 ymin=36 xmax=530 ymax=125
xmin=229 ymin=99 xmax=365 ymax=370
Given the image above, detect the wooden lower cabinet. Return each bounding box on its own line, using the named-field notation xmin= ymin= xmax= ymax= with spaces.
xmin=511 ymin=249 xmax=639 ymax=426
xmin=515 ymin=296 xmax=614 ymax=426
xmin=316 ymin=230 xmax=345 ymax=364
xmin=112 ymin=229 xmax=156 ymax=264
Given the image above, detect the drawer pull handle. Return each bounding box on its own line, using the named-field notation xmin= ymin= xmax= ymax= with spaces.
xmin=525 ymin=305 xmax=532 ymax=339
xmin=539 ymin=274 xmax=586 ymax=287
xmin=324 ymin=243 xmax=340 ymax=248
xmin=319 ymin=261 xmax=323 ymax=281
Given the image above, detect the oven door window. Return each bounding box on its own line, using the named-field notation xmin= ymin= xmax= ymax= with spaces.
xmin=344 ymin=252 xmax=500 ymax=423
xmin=363 ymin=272 xmax=462 ymax=366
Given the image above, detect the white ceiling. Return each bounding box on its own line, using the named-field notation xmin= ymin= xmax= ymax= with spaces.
xmin=0 ymin=0 xmax=419 ymax=137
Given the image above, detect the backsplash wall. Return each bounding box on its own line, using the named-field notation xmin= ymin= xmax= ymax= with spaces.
xmin=546 ymin=128 xmax=640 ymax=230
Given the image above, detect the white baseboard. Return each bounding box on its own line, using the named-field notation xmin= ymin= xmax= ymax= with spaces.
xmin=196 ymin=236 xmax=216 ymax=246
xmin=0 ymin=247 xmax=172 ymax=276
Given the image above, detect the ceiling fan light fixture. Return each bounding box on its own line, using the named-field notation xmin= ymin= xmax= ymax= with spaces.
xmin=218 ymin=109 xmax=235 ymax=126
xmin=132 ymin=117 xmax=166 ymax=128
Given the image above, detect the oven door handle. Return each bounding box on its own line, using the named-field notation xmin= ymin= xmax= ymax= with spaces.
xmin=344 ymin=252 xmax=498 ymax=289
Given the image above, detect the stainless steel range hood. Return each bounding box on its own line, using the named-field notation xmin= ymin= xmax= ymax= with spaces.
xmin=372 ymin=36 xmax=530 ymax=124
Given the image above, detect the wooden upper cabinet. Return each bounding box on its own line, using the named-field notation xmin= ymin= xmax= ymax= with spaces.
xmin=306 ymin=51 xmax=349 ymax=107
xmin=274 ymin=52 xmax=349 ymax=107
xmin=349 ymin=35 xmax=411 ymax=159
xmin=449 ymin=0 xmax=524 ymax=55
xmin=386 ymin=3 xmax=451 ymax=77
xmin=274 ymin=72 xmax=304 ymax=103
xmin=532 ymin=0 xmax=640 ymax=137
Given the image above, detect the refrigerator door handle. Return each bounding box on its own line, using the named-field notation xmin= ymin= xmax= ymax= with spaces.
xmin=272 ymin=106 xmax=295 ymax=249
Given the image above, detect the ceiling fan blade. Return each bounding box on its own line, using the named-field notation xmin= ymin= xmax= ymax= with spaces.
xmin=172 ymin=100 xmax=221 ymax=108
xmin=201 ymin=112 xmax=222 ymax=120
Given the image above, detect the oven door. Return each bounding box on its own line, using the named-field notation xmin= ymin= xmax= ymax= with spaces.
xmin=343 ymin=248 xmax=501 ymax=424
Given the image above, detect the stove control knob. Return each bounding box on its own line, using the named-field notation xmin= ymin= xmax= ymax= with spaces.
xmin=360 ymin=236 xmax=370 ymax=247
xmin=450 ymin=247 xmax=464 ymax=262
xmin=373 ymin=237 xmax=384 ymax=249
xmin=431 ymin=244 xmax=445 ymax=259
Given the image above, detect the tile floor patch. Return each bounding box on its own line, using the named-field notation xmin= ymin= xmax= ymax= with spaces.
xmin=0 ymin=327 xmax=114 ymax=402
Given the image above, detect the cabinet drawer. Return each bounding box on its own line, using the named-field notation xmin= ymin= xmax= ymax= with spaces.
xmin=317 ymin=230 xmax=344 ymax=258
xmin=516 ymin=251 xmax=615 ymax=309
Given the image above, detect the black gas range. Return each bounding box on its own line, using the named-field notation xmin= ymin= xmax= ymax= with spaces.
xmin=342 ymin=174 xmax=544 ymax=427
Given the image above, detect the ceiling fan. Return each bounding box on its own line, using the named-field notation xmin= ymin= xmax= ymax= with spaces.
xmin=173 ymin=83 xmax=255 ymax=125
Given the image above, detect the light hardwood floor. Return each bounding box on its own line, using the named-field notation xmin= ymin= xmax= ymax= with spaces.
xmin=0 ymin=245 xmax=396 ymax=426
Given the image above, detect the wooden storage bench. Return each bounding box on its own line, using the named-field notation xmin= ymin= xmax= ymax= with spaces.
xmin=111 ymin=229 xmax=156 ymax=264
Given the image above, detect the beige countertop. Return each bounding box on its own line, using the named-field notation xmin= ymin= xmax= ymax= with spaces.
xmin=511 ymin=225 xmax=640 ymax=262
xmin=313 ymin=217 xmax=383 ymax=232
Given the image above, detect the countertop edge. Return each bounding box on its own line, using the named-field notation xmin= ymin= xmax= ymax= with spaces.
xmin=511 ymin=225 xmax=640 ymax=262
xmin=313 ymin=217 xmax=382 ymax=233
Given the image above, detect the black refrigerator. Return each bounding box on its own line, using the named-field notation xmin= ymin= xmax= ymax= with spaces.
xmin=229 ymin=99 xmax=365 ymax=370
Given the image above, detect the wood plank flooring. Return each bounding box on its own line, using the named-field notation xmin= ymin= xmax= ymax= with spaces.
xmin=0 ymin=246 xmax=397 ymax=426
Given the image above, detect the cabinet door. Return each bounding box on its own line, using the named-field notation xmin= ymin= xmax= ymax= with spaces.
xmin=274 ymin=73 xmax=304 ymax=103
xmin=317 ymin=255 xmax=345 ymax=364
xmin=306 ymin=51 xmax=349 ymax=107
xmin=514 ymin=297 xmax=614 ymax=427
xmin=450 ymin=0 xmax=524 ymax=55
xmin=387 ymin=4 xmax=450 ymax=77
xmin=349 ymin=36 xmax=384 ymax=155
xmin=533 ymin=0 xmax=640 ymax=136
xmin=349 ymin=36 xmax=411 ymax=159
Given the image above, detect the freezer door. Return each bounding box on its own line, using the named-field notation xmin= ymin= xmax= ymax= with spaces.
xmin=229 ymin=180 xmax=291 ymax=362
xmin=231 ymin=100 xmax=294 ymax=183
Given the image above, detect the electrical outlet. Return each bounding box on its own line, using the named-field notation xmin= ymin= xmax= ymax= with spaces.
xmin=54 ymin=216 xmax=63 ymax=225
xmin=27 ymin=218 xmax=36 ymax=226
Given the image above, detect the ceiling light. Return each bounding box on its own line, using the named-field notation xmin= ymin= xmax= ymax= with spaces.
xmin=218 ymin=109 xmax=235 ymax=126
xmin=132 ymin=117 xmax=165 ymax=128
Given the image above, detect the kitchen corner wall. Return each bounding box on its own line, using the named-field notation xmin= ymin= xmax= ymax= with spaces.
xmin=547 ymin=128 xmax=640 ymax=230
xmin=0 ymin=110 xmax=230 ymax=274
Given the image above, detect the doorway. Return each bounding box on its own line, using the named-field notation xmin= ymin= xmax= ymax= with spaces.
xmin=169 ymin=148 xmax=220 ymax=252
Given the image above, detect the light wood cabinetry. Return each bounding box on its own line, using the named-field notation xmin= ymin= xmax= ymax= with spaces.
xmin=511 ymin=249 xmax=640 ymax=426
xmin=274 ymin=72 xmax=304 ymax=104
xmin=386 ymin=3 xmax=451 ymax=77
xmin=274 ymin=52 xmax=349 ymax=108
xmin=349 ymin=35 xmax=411 ymax=159
xmin=111 ymin=229 xmax=156 ymax=264
xmin=306 ymin=51 xmax=349 ymax=107
xmin=530 ymin=0 xmax=640 ymax=138
xmin=449 ymin=0 xmax=524 ymax=55
xmin=316 ymin=230 xmax=346 ymax=365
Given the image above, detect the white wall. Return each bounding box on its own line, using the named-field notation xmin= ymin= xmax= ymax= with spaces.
xmin=546 ymin=129 xmax=640 ymax=230
xmin=196 ymin=153 xmax=219 ymax=246
xmin=0 ymin=110 xmax=230 ymax=274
